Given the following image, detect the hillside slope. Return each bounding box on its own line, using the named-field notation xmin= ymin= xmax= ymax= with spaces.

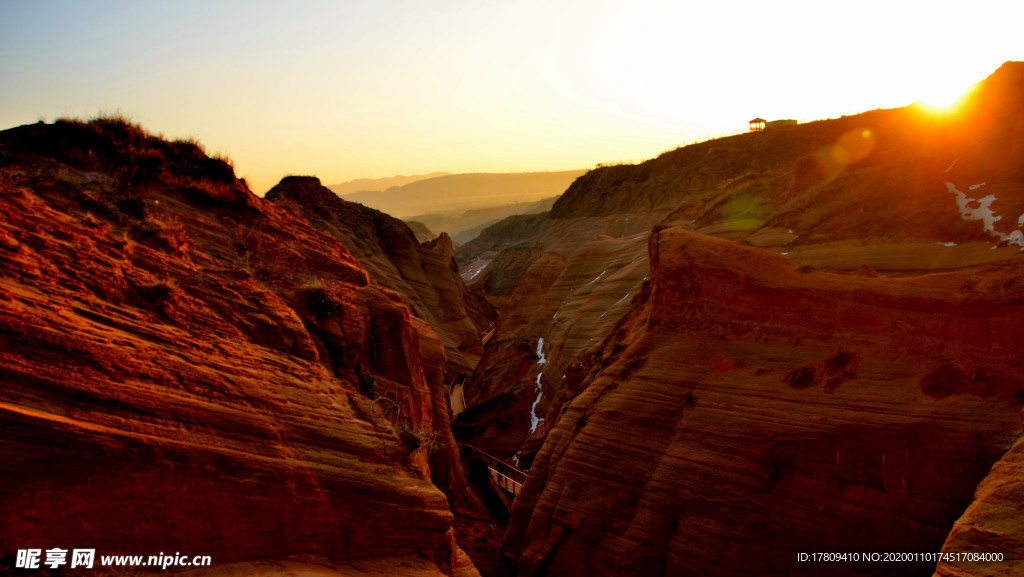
xmin=453 ymin=62 xmax=1024 ymax=576
xmin=455 ymin=62 xmax=1024 ymax=468
xmin=0 ymin=118 xmax=479 ymax=576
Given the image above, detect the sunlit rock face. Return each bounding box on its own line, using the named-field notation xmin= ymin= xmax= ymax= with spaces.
xmin=265 ymin=175 xmax=496 ymax=378
xmin=0 ymin=119 xmax=479 ymax=576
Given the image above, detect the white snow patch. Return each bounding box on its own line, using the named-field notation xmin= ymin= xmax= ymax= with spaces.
xmin=787 ymin=229 xmax=794 ymax=234
xmin=781 ymin=252 xmax=789 ymax=255
xmin=969 ymin=182 xmax=987 ymax=191
xmin=946 ymin=182 xmax=1024 ymax=249
xmin=613 ymin=292 xmax=631 ymax=307
xmin=589 ymin=270 xmax=608 ymax=285
xmin=535 ymin=338 xmax=546 ymax=365
xmin=937 ymin=242 xmax=957 ymax=247
xmin=1018 ymin=213 xmax=1024 ymax=227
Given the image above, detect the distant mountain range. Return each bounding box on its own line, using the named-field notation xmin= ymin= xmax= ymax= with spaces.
xmin=326 ymin=172 xmax=449 ymax=196
xmin=329 ymin=170 xmax=586 ymax=218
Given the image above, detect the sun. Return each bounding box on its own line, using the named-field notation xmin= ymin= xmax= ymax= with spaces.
xmin=917 ymin=81 xmax=976 ymax=113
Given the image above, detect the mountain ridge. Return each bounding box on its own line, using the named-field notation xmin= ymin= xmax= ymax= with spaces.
xmin=339 ymin=170 xmax=587 ymax=218
xmin=326 ymin=171 xmax=450 ymax=196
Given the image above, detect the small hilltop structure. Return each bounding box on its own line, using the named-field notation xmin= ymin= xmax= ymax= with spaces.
xmin=750 ymin=117 xmax=798 ymax=132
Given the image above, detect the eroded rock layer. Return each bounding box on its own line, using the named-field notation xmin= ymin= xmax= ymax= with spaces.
xmin=504 ymin=228 xmax=1024 ymax=577
xmin=936 ymin=435 xmax=1024 ymax=577
xmin=0 ymin=119 xmax=477 ymax=575
xmin=456 ymin=62 xmax=1024 ymax=474
xmin=266 ymin=175 xmax=495 ymax=377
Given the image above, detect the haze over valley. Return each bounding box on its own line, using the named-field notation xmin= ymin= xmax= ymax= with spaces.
xmin=328 ymin=170 xmax=585 ymax=242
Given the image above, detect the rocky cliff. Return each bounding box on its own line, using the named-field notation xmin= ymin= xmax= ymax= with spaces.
xmin=937 ymin=435 xmax=1024 ymax=577
xmin=265 ymin=175 xmax=495 ymax=378
xmin=453 ymin=62 xmax=1024 ymax=575
xmin=455 ymin=62 xmax=1024 ymax=470
xmin=0 ymin=118 xmax=479 ymax=575
xmin=503 ymin=227 xmax=1024 ymax=576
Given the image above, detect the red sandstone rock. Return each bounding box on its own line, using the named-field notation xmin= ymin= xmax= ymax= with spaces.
xmin=457 ymin=62 xmax=1024 ymax=474
xmin=935 ymin=435 xmax=1024 ymax=577
xmin=503 ymin=228 xmax=1024 ymax=577
xmin=0 ymin=118 xmax=479 ymax=575
xmin=453 ymin=62 xmax=1024 ymax=576
xmin=266 ymin=175 xmax=495 ymax=378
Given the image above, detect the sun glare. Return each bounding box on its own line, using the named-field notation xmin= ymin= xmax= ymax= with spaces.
xmin=918 ymin=81 xmax=976 ymax=113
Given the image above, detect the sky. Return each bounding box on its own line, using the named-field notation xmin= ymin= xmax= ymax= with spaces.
xmin=1 ymin=0 xmax=1020 ymax=195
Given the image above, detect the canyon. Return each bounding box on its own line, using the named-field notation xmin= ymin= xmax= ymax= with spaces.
xmin=455 ymin=62 xmax=1024 ymax=576
xmin=1 ymin=61 xmax=1023 ymax=577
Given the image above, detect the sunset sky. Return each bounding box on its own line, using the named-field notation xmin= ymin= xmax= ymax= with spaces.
xmin=2 ymin=0 xmax=1020 ymax=194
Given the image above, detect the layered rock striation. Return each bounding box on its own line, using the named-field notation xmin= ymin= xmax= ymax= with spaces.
xmin=456 ymin=62 xmax=1024 ymax=473
xmin=0 ymin=118 xmax=478 ymax=575
xmin=265 ymin=175 xmax=495 ymax=378
xmin=449 ymin=62 xmax=1024 ymax=576
xmin=504 ymin=227 xmax=1024 ymax=577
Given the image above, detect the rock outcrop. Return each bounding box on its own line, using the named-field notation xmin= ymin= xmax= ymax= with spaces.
xmin=449 ymin=62 xmax=1024 ymax=576
xmin=265 ymin=175 xmax=495 ymax=378
xmin=0 ymin=118 xmax=478 ymax=575
xmin=407 ymin=220 xmax=439 ymax=243
xmin=504 ymin=227 xmax=1024 ymax=577
xmin=936 ymin=436 xmax=1024 ymax=577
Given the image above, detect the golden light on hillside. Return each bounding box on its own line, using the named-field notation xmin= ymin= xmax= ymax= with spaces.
xmin=918 ymin=80 xmax=977 ymax=114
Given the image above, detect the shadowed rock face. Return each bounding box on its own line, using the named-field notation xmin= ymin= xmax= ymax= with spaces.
xmin=503 ymin=228 xmax=1024 ymax=577
xmin=935 ymin=435 xmax=1024 ymax=577
xmin=265 ymin=175 xmax=496 ymax=378
xmin=0 ymin=119 xmax=478 ymax=575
